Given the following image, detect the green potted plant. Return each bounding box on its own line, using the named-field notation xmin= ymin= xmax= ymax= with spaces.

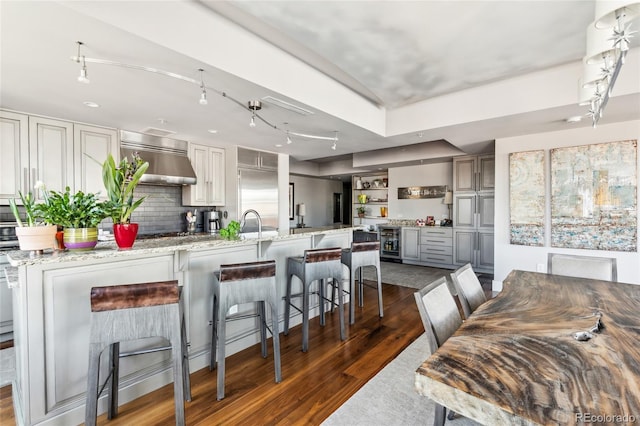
xmin=44 ymin=187 xmax=109 ymax=251
xmin=357 ymin=206 xmax=366 ymax=218
xmin=8 ymin=182 xmax=57 ymax=253
xmin=102 ymin=153 xmax=149 ymax=249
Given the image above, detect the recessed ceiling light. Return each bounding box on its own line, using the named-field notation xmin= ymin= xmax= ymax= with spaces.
xmin=566 ymin=116 xmax=583 ymax=124
xmin=207 ymin=129 xmax=218 ymax=134
xmin=158 ymin=118 xmax=168 ymax=124
xmin=275 ymin=143 xmax=283 ymax=148
xmin=83 ymin=101 xmax=99 ymax=108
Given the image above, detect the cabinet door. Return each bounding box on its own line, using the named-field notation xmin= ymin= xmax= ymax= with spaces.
xmin=477 ymin=193 xmax=495 ymax=229
xmin=29 ymin=116 xmax=74 ymax=199
xmin=237 ymin=147 xmax=259 ymax=168
xmin=0 ymin=110 xmax=29 ymax=203
xmin=477 ymin=231 xmax=494 ymax=270
xmin=74 ymin=124 xmax=118 ymax=197
xmin=259 ymin=151 xmax=278 ymax=170
xmin=453 ymin=194 xmax=476 ymax=228
xmin=453 ymin=229 xmax=475 ymax=266
xmin=183 ymin=143 xmax=210 ymax=206
xmin=208 ymin=147 xmax=225 ymax=205
xmin=401 ymin=228 xmax=420 ymax=261
xmin=453 ymin=157 xmax=476 ymax=192
xmin=477 ymin=155 xmax=495 ymax=192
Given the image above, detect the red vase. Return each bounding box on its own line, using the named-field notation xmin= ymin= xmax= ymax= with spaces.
xmin=113 ymin=223 xmax=139 ymax=250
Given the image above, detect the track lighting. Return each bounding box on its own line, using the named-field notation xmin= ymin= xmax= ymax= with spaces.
xmin=248 ymin=100 xmax=261 ymax=128
xmin=76 ymin=41 xmax=89 ymax=84
xmin=286 ymin=131 xmax=293 ymax=144
xmin=249 ymin=115 xmax=256 ymax=127
xmin=198 ymin=69 xmax=208 ymax=105
xmin=331 ymin=141 xmax=337 ymax=150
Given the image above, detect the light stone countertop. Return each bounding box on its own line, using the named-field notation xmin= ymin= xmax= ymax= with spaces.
xmin=6 ymin=226 xmax=361 ymax=267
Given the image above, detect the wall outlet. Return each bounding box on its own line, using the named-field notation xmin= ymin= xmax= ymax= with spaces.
xmin=536 ymin=263 xmax=545 ymax=272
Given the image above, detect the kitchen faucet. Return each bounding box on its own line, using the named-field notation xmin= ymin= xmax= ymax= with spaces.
xmin=240 ymin=209 xmax=262 ymax=238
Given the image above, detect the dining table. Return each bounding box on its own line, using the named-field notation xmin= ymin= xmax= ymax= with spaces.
xmin=414 ymin=270 xmax=640 ymax=425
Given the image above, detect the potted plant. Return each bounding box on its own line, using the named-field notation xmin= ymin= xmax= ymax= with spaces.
xmin=44 ymin=187 xmax=109 ymax=251
xmin=102 ymin=153 xmax=149 ymax=249
xmin=357 ymin=206 xmax=366 ymax=218
xmin=8 ymin=183 xmax=57 ymax=253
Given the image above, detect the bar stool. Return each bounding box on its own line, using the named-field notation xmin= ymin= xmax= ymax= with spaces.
xmin=284 ymin=247 xmax=345 ymax=352
xmin=210 ymin=260 xmax=281 ymax=400
xmin=85 ymin=280 xmax=191 ymax=426
xmin=337 ymin=241 xmax=383 ymax=324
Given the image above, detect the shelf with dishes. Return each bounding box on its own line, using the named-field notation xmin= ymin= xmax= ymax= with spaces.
xmin=353 ymin=173 xmax=389 ymax=224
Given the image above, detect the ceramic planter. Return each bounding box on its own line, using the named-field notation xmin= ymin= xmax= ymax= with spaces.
xmin=15 ymin=225 xmax=57 ymax=252
xmin=113 ymin=223 xmax=139 ymax=250
xmin=63 ymin=227 xmax=98 ymax=251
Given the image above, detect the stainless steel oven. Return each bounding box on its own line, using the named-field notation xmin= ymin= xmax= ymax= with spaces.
xmin=378 ymin=226 xmax=401 ymax=260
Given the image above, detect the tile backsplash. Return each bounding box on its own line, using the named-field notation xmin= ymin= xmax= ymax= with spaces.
xmin=0 ymin=185 xmax=206 ymax=235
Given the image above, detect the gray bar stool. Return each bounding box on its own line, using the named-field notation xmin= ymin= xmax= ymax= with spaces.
xmin=337 ymin=241 xmax=383 ymax=324
xmin=211 ymin=260 xmax=281 ymax=400
xmin=85 ymin=280 xmax=191 ymax=426
xmin=284 ymin=247 xmax=346 ymax=352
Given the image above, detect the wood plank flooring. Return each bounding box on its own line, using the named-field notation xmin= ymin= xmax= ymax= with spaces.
xmin=0 ymin=282 xmax=425 ymax=426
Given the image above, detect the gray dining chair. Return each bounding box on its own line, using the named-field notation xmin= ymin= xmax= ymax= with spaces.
xmin=547 ymin=253 xmax=617 ymax=282
xmin=414 ymin=276 xmax=463 ymax=426
xmin=450 ymin=263 xmax=487 ymax=319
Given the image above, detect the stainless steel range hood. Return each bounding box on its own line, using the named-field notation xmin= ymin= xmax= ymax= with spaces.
xmin=120 ymin=130 xmax=197 ymax=185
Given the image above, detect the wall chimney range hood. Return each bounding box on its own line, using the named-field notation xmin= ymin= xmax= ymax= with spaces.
xmin=120 ymin=130 xmax=197 ymax=185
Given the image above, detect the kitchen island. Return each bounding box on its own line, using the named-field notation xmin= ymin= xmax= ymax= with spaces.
xmin=6 ymin=227 xmax=355 ymax=425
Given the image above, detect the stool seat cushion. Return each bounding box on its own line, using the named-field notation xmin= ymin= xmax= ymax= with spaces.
xmin=90 ymin=281 xmax=179 ymax=312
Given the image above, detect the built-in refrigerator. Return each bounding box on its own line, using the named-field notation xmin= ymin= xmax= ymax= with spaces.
xmin=238 ymin=168 xmax=279 ymax=232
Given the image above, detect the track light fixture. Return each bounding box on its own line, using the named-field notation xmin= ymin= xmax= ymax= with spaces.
xmin=76 ymin=41 xmax=89 ymax=84
xmin=198 ymin=69 xmax=208 ymax=105
xmin=68 ymin=43 xmax=341 ymax=150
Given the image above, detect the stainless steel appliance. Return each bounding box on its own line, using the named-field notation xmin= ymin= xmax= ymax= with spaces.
xmin=378 ymin=226 xmax=401 ymax=260
xmin=0 ymin=222 xmax=19 ymax=249
xmin=0 ymin=222 xmax=18 ymax=340
xmin=120 ymin=130 xmax=197 ymax=185
xmin=238 ymin=168 xmax=278 ymax=232
xmin=203 ymin=210 xmax=221 ymax=233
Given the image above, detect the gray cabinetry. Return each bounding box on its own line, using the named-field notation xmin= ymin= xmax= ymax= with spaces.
xmin=420 ymin=227 xmax=453 ymax=268
xmin=452 ymin=155 xmax=494 ymax=273
xmin=401 ymin=227 xmax=420 ymax=261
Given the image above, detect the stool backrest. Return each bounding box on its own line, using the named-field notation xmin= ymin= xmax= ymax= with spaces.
xmin=219 ymin=260 xmax=276 ymax=282
xmin=352 ymin=241 xmax=380 ymax=252
xmin=304 ymin=247 xmax=342 ymax=263
xmin=90 ymin=280 xmax=179 ymax=312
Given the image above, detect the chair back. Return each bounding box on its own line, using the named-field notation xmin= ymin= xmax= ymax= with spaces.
xmin=450 ymin=263 xmax=486 ymax=319
xmin=414 ymin=276 xmax=462 ymax=354
xmin=547 ymin=253 xmax=617 ymax=282
xmin=304 ymin=247 xmax=342 ymax=263
xmin=90 ymin=280 xmax=179 ymax=312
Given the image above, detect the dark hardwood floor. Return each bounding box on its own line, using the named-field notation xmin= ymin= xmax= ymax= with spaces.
xmin=0 ymin=282 xmax=426 ymax=426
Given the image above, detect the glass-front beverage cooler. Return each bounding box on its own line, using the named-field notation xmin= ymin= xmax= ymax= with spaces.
xmin=378 ymin=226 xmax=401 ymax=260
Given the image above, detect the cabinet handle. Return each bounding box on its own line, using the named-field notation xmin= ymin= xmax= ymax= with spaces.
xmin=430 ymin=248 xmax=446 ymax=252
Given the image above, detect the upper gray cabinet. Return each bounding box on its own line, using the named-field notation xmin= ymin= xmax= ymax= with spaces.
xmin=453 ymin=154 xmax=495 ymax=193
xmin=237 ymin=147 xmax=278 ymax=170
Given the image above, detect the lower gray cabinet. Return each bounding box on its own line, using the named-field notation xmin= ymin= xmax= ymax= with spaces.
xmin=453 ymin=229 xmax=494 ymax=273
xmin=401 ymin=227 xmax=420 ymax=261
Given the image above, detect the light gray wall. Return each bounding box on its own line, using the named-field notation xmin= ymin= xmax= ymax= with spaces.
xmin=388 ymin=162 xmax=453 ymax=221
xmin=289 ymin=175 xmax=343 ymax=227
xmin=495 ymin=119 xmax=640 ymax=287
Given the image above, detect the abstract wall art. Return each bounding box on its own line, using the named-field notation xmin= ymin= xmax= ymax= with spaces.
xmin=509 ymin=150 xmax=545 ymax=246
xmin=550 ymin=140 xmax=637 ymax=251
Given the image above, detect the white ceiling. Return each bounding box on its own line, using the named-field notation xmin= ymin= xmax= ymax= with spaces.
xmin=1 ymin=1 xmax=639 ymax=175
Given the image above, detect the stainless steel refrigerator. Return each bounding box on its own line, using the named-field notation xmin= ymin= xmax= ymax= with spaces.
xmin=238 ymin=168 xmax=279 ymax=232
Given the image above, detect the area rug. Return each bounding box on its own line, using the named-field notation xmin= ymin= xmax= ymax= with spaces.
xmin=361 ymin=262 xmax=453 ymax=290
xmin=321 ymin=333 xmax=481 ymax=426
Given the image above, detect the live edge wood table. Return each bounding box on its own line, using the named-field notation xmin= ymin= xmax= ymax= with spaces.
xmin=415 ymin=270 xmax=640 ymax=426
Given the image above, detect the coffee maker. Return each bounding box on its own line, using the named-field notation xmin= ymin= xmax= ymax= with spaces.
xmin=203 ymin=210 xmax=221 ymax=234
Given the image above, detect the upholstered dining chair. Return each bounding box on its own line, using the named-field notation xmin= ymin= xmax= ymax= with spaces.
xmin=547 ymin=253 xmax=617 ymax=282
xmin=450 ymin=263 xmax=487 ymax=320
xmin=414 ymin=276 xmax=463 ymax=426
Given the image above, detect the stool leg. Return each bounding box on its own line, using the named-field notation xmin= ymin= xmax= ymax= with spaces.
xmin=336 ymin=274 xmax=346 ymax=340
xmin=217 ymin=300 xmax=228 ymax=400
xmin=180 ymin=309 xmax=192 ymax=401
xmin=210 ymin=291 xmax=218 ymax=371
xmin=85 ymin=342 xmax=108 ymax=426
xmin=375 ymin=264 xmax=384 ymax=318
xmin=350 ymin=266 xmax=357 ymax=324
xmin=284 ymin=274 xmax=292 ymax=335
xmin=358 ymin=267 xmax=364 ymax=307
xmin=107 ymin=342 xmax=120 ymax=419
xmin=319 ymin=279 xmax=326 ymax=327
xmin=269 ymin=298 xmax=282 ymax=384
xmin=170 ymin=325 xmax=186 ymax=425
xmin=302 ymin=279 xmax=310 ymax=352
xmin=258 ymin=301 xmax=268 ymax=358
